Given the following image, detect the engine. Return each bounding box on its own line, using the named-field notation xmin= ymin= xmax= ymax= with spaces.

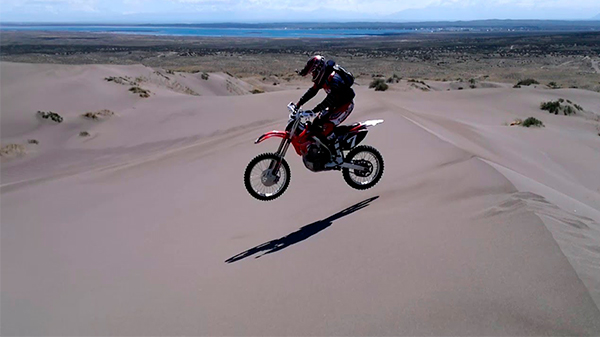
xmin=302 ymin=144 xmax=331 ymax=172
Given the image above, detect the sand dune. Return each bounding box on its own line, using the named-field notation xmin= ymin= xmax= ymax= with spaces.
xmin=1 ymin=62 xmax=600 ymax=335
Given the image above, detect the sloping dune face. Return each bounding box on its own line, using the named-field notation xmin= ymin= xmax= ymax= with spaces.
xmin=1 ymin=62 xmax=600 ymax=336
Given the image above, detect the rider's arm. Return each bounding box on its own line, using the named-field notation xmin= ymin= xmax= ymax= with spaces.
xmin=296 ymin=85 xmax=319 ymax=108
xmin=313 ymin=93 xmax=336 ymax=115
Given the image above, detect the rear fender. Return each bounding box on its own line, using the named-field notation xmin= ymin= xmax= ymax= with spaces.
xmin=349 ymin=119 xmax=384 ymax=132
xmin=255 ymin=131 xmax=288 ymax=144
xmin=340 ymin=120 xmax=384 ymax=150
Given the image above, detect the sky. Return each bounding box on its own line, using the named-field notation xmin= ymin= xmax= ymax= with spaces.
xmin=1 ymin=0 xmax=600 ymax=23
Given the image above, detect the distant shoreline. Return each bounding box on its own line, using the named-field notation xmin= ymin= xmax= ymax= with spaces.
xmin=1 ymin=20 xmax=600 ymax=34
xmin=0 ymin=25 xmax=419 ymax=39
xmin=2 ymin=20 xmax=600 ymax=39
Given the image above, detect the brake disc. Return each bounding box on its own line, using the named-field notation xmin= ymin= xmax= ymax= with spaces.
xmin=353 ymin=159 xmax=373 ymax=177
xmin=261 ymin=170 xmax=279 ymax=186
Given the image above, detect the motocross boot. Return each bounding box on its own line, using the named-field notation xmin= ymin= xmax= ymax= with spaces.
xmin=324 ymin=134 xmax=343 ymax=169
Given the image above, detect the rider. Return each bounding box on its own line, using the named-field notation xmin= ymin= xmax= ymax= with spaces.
xmin=293 ymin=55 xmax=355 ymax=168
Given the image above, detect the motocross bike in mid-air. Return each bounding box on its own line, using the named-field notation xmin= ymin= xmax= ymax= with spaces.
xmin=244 ymin=103 xmax=384 ymax=201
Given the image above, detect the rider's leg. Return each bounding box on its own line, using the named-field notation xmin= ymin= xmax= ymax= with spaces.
xmin=323 ymin=102 xmax=354 ymax=167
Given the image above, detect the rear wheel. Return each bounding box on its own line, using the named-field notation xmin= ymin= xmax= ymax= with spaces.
xmin=244 ymin=153 xmax=291 ymax=201
xmin=343 ymin=145 xmax=384 ymax=190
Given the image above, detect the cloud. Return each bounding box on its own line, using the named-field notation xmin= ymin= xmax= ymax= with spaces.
xmin=3 ymin=0 xmax=99 ymax=12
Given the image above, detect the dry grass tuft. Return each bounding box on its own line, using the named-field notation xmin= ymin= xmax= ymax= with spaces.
xmin=129 ymin=86 xmax=151 ymax=98
xmin=37 ymin=111 xmax=63 ymax=123
xmin=0 ymin=144 xmax=27 ymax=157
xmin=82 ymin=109 xmax=115 ymax=120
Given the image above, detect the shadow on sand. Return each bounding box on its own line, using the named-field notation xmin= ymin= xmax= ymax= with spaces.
xmin=225 ymin=196 xmax=379 ymax=263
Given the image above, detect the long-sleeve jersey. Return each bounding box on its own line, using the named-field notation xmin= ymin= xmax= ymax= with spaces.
xmin=297 ymin=60 xmax=355 ymax=116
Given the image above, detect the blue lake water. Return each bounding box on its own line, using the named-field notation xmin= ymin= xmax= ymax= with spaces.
xmin=0 ymin=25 xmax=416 ymax=38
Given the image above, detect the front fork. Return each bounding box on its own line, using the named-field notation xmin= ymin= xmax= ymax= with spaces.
xmin=269 ymin=135 xmax=292 ymax=173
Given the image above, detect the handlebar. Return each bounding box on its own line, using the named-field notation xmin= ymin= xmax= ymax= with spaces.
xmin=288 ymin=104 xmax=319 ymax=130
xmin=287 ymin=102 xmax=314 ymax=120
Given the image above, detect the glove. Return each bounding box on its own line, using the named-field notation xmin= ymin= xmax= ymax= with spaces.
xmin=287 ymin=102 xmax=298 ymax=112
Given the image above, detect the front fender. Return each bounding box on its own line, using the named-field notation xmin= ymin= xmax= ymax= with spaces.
xmin=255 ymin=131 xmax=288 ymax=144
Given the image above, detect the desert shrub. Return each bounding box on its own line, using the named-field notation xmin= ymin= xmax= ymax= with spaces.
xmin=79 ymin=131 xmax=90 ymax=137
xmin=82 ymin=109 xmax=115 ymax=120
xmin=105 ymin=76 xmax=137 ymax=86
xmin=565 ymin=105 xmax=574 ymax=115
xmin=154 ymin=71 xmax=170 ymax=80
xmin=540 ymin=100 xmax=561 ymax=114
xmin=369 ymin=79 xmax=388 ymax=91
xmin=250 ymin=88 xmax=264 ymax=94
xmin=548 ymin=81 xmax=561 ymax=89
xmin=408 ymin=79 xmax=427 ymax=86
xmin=540 ymin=99 xmax=580 ymax=115
xmin=201 ymin=72 xmax=209 ymax=80
xmin=515 ymin=78 xmax=539 ymax=87
xmin=166 ymin=69 xmax=175 ymax=75
xmin=522 ymin=117 xmax=544 ymax=128
xmin=408 ymin=79 xmax=431 ymax=90
xmin=37 ymin=111 xmax=63 ymax=123
xmin=386 ymin=74 xmax=401 ymax=83
xmin=105 ymin=76 xmax=125 ymax=84
xmin=28 ymin=139 xmax=39 ymax=144
xmin=129 ymin=86 xmax=150 ymax=98
xmin=470 ymin=84 xmax=476 ymax=89
xmin=469 ymin=78 xmax=477 ymax=84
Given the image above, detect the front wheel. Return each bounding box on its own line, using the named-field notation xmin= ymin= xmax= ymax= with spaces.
xmin=244 ymin=153 xmax=291 ymax=201
xmin=343 ymin=145 xmax=384 ymax=190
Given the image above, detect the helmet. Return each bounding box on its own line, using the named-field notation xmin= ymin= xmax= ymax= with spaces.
xmin=298 ymin=55 xmax=326 ymax=82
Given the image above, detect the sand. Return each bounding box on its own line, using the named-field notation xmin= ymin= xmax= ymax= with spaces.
xmin=1 ymin=61 xmax=600 ymax=335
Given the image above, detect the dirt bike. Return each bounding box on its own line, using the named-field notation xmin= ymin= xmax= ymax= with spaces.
xmin=244 ymin=102 xmax=385 ymax=201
